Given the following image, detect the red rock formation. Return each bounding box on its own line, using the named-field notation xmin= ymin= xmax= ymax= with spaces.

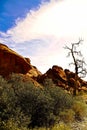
xmin=52 ymin=65 xmax=66 ymax=82
xmin=38 ymin=65 xmax=87 ymax=92
xmin=27 ymin=66 xmax=42 ymax=78
xmin=0 ymin=43 xmax=31 ymax=76
xmin=38 ymin=65 xmax=67 ymax=89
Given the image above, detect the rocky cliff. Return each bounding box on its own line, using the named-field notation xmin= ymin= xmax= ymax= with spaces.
xmin=0 ymin=43 xmax=41 ymax=77
xmin=37 ymin=65 xmax=87 ymax=93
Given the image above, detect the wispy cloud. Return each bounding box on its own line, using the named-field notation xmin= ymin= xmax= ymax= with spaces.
xmin=0 ymin=0 xmax=87 ymax=73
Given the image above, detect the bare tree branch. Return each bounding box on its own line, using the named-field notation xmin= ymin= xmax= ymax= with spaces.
xmin=64 ymin=39 xmax=87 ymax=95
xmin=64 ymin=39 xmax=86 ymax=78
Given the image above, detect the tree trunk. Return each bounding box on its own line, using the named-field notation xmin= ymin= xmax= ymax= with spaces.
xmin=73 ymin=74 xmax=78 ymax=96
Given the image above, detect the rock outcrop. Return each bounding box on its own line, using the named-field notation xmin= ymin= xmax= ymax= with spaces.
xmin=0 ymin=43 xmax=41 ymax=77
xmin=0 ymin=43 xmax=31 ymax=76
xmin=38 ymin=65 xmax=87 ymax=92
xmin=27 ymin=66 xmax=42 ymax=78
xmin=37 ymin=65 xmax=67 ymax=89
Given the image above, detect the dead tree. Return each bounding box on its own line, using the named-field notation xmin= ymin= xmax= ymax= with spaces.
xmin=64 ymin=39 xmax=87 ymax=95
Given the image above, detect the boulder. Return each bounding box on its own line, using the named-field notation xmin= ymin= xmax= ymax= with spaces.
xmin=0 ymin=43 xmax=31 ymax=76
xmin=52 ymin=65 xmax=67 ymax=82
xmin=38 ymin=65 xmax=87 ymax=93
xmin=27 ymin=66 xmax=42 ymax=78
xmin=38 ymin=65 xmax=67 ymax=88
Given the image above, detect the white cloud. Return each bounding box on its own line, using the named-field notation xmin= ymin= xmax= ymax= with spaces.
xmin=0 ymin=0 xmax=87 ymax=74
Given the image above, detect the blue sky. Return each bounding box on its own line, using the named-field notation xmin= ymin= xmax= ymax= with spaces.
xmin=0 ymin=0 xmax=87 ymax=76
xmin=0 ymin=0 xmax=47 ymax=32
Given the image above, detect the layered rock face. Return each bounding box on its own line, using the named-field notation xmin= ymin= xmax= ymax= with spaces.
xmin=38 ymin=65 xmax=67 ymax=89
xmin=0 ymin=43 xmax=36 ymax=76
xmin=27 ymin=66 xmax=42 ymax=77
xmin=38 ymin=65 xmax=87 ymax=92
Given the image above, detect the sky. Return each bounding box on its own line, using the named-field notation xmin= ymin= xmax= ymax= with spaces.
xmin=0 ymin=0 xmax=87 ymax=77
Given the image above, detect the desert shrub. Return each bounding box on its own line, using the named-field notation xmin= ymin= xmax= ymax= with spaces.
xmin=52 ymin=123 xmax=71 ymax=130
xmin=46 ymin=85 xmax=74 ymax=115
xmin=43 ymin=78 xmax=54 ymax=88
xmin=0 ymin=74 xmax=86 ymax=130
xmin=0 ymin=119 xmax=29 ymax=130
xmin=8 ymin=74 xmax=55 ymax=128
xmin=0 ymin=76 xmax=17 ymax=121
xmin=59 ymin=109 xmax=75 ymax=123
xmin=0 ymin=119 xmax=19 ymax=130
xmin=30 ymin=124 xmax=71 ymax=130
xmin=29 ymin=90 xmax=54 ymax=128
xmin=0 ymin=74 xmax=31 ymax=128
xmin=72 ymin=101 xmax=87 ymax=121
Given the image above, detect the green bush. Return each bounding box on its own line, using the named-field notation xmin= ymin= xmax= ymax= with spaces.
xmin=0 ymin=119 xmax=19 ymax=130
xmin=52 ymin=123 xmax=71 ymax=130
xmin=59 ymin=109 xmax=75 ymax=123
xmin=46 ymin=85 xmax=74 ymax=115
xmin=72 ymin=101 xmax=87 ymax=121
xmin=0 ymin=74 xmax=86 ymax=130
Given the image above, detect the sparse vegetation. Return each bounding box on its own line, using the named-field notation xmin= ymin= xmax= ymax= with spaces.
xmin=0 ymin=74 xmax=87 ymax=130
